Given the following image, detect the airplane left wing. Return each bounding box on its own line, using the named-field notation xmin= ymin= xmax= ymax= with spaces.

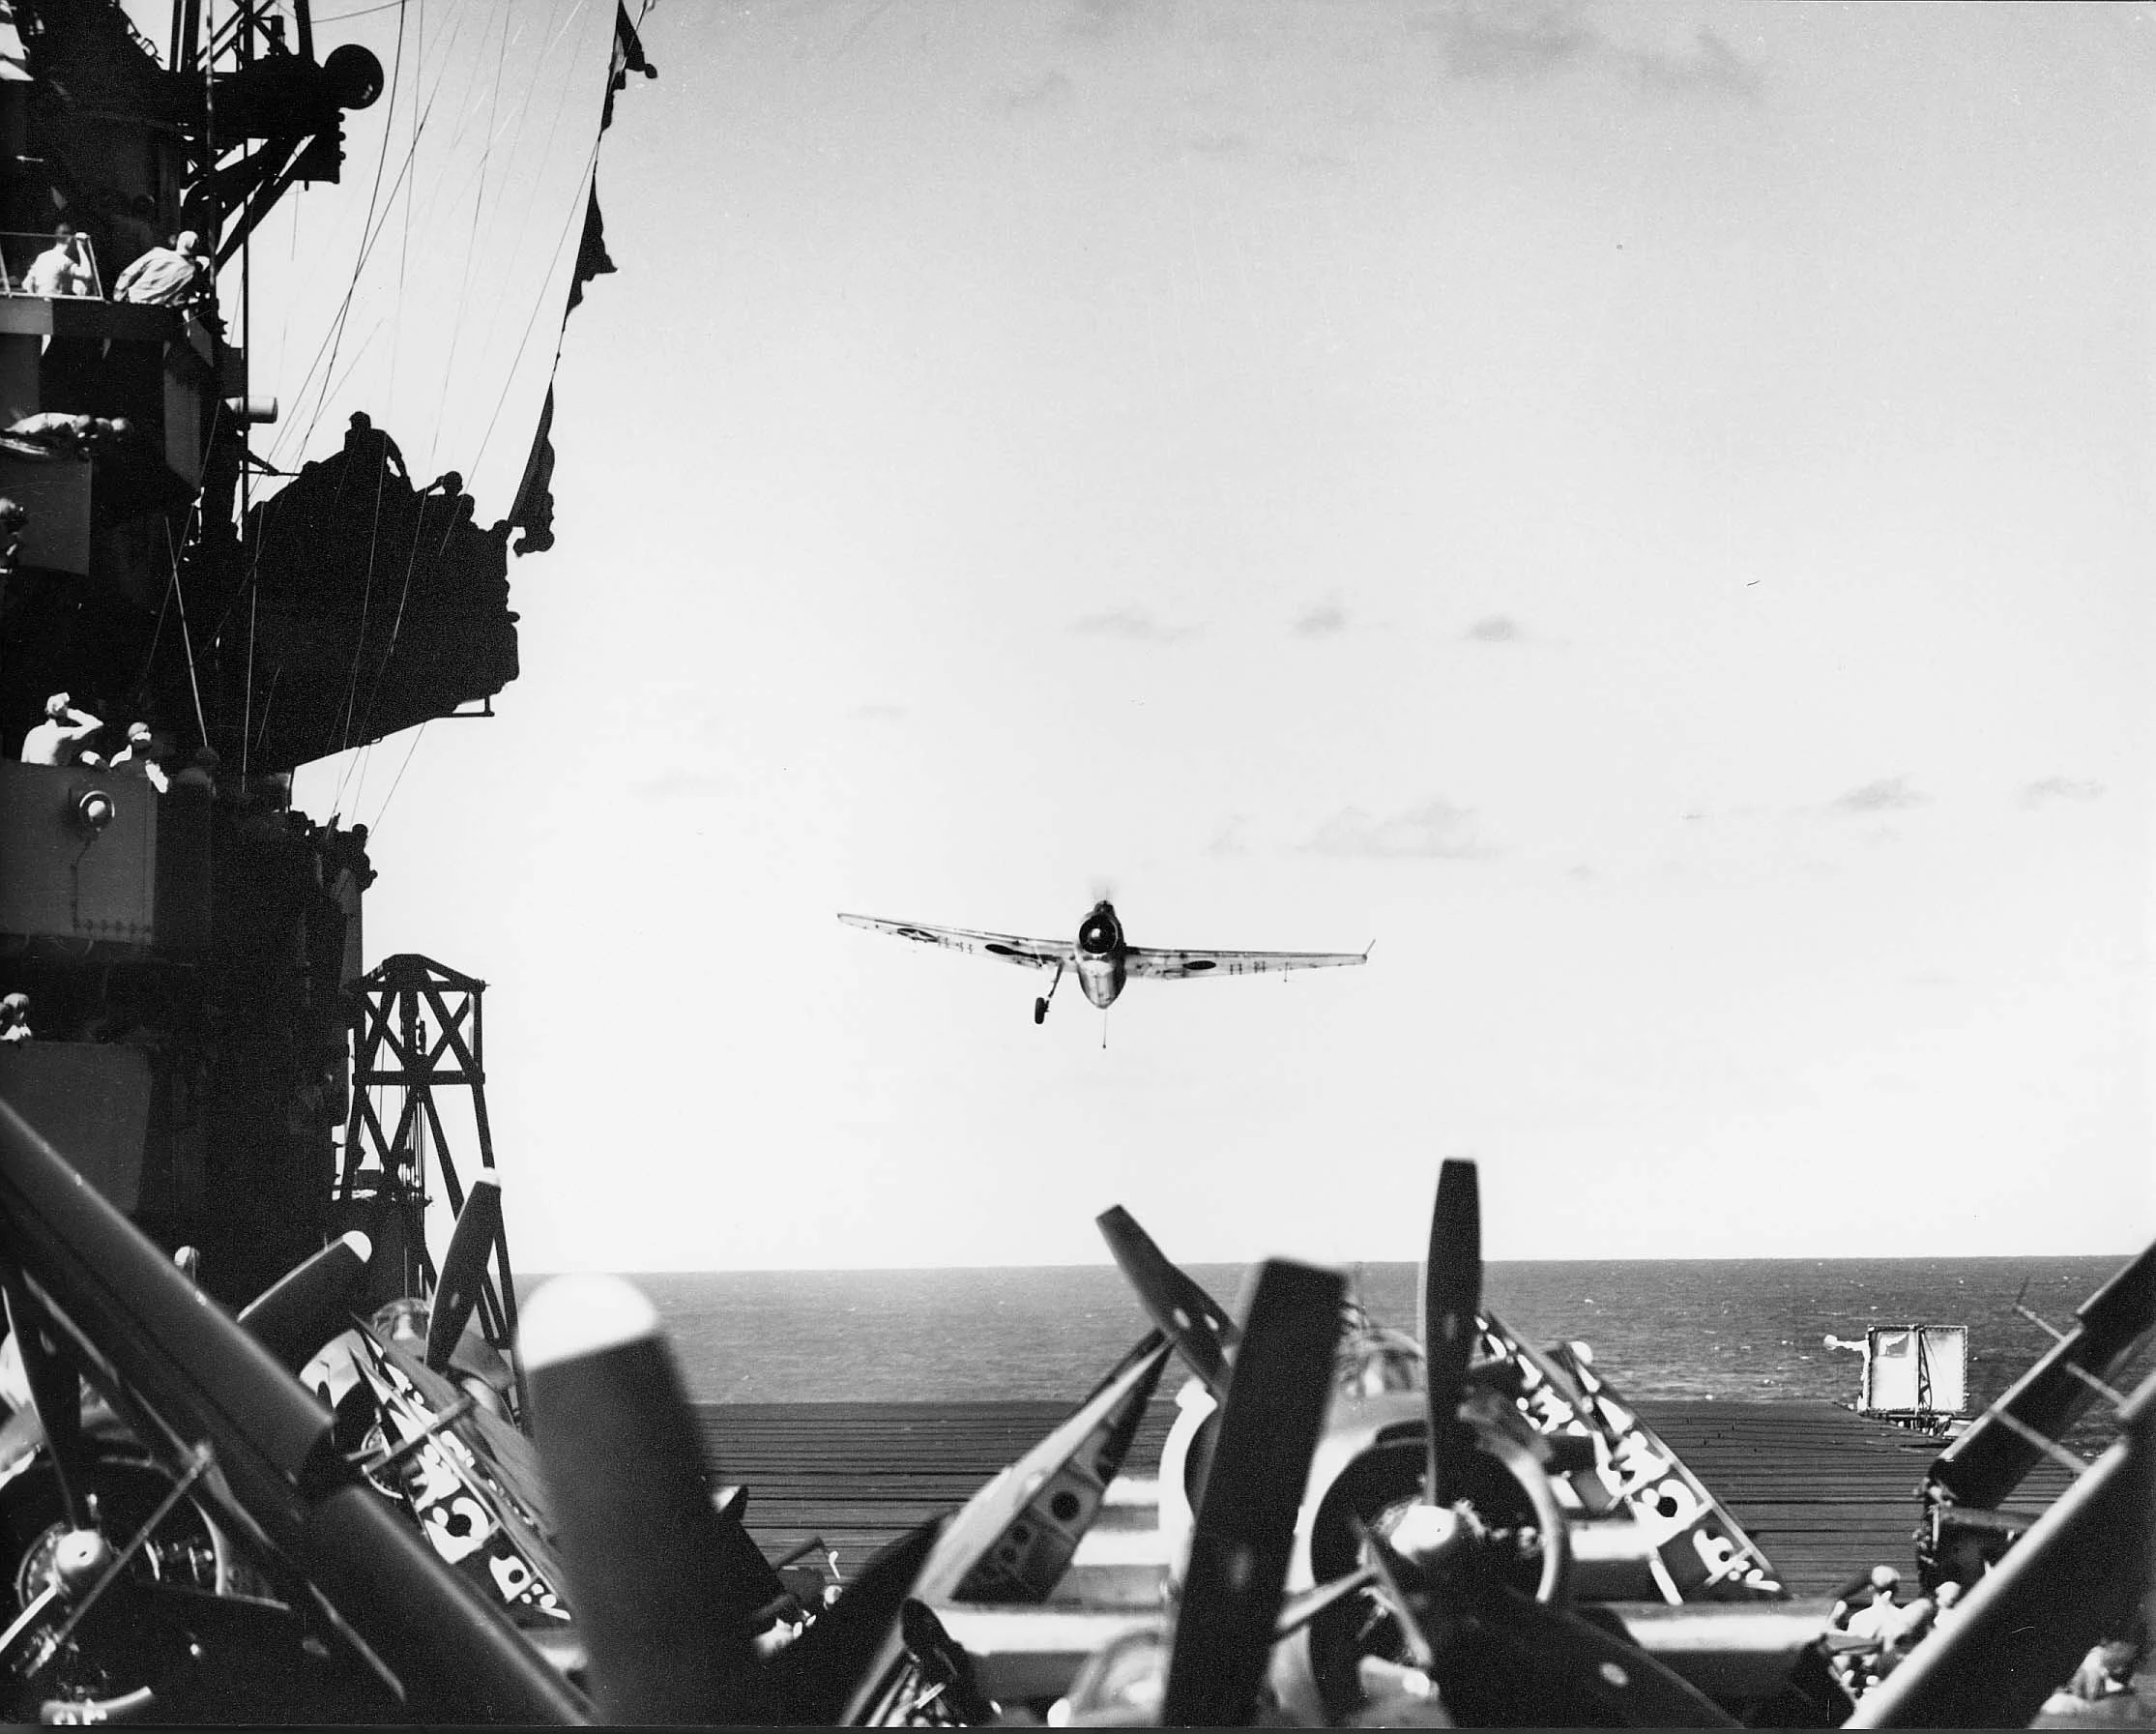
xmin=838 ymin=913 xmax=1072 ymax=970
xmin=1124 ymin=945 xmax=1369 ymax=980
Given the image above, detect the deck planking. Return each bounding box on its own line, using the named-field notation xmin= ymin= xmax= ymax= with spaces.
xmin=693 ymin=1397 xmax=2082 ymax=1600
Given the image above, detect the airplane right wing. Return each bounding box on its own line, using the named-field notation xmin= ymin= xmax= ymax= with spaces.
xmin=1123 ymin=945 xmax=1369 ymax=980
xmin=837 ymin=913 xmax=1073 ymax=971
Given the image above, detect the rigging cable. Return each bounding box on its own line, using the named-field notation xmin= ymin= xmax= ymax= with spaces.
xmin=344 ymin=0 xmax=431 ymax=759
xmin=422 ymin=0 xmax=583 ymax=467
xmin=144 ymin=391 xmax=229 ymax=750
xmin=241 ymin=108 xmax=254 ymax=781
xmin=128 ymin=570 xmax=174 ymax=712
xmin=429 ymin=1 xmax=512 ymax=463
xmin=466 ymin=130 xmax=605 ymax=481
xmin=353 ymin=1 xmax=614 ymax=815
xmin=312 ymin=2 xmax=633 ymax=814
xmin=493 ymin=1 xmax=595 ymax=313
xmin=325 ymin=449 xmax=394 ymax=808
xmin=295 ymin=0 xmax=411 ymax=474
xmin=306 ymin=0 xmax=414 ymax=798
xmin=272 ymin=1 xmax=473 ymax=471
xmin=389 ymin=0 xmax=422 ymax=410
xmin=468 ymin=0 xmax=651 ymax=477
xmin=160 ymin=521 xmax=212 ymax=747
xmin=367 ymin=719 xmax=429 ymax=838
xmin=315 ymin=0 xmax=411 ymax=20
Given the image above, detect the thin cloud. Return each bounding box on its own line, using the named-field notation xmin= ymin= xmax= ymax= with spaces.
xmin=1064 ymin=0 xmax=1142 ymax=40
xmin=2020 ymin=776 xmax=2105 ymax=808
xmin=1464 ymin=614 xmax=1523 ymax=643
xmin=1415 ymin=5 xmax=1595 ymax=80
xmin=848 ymin=702 xmax=906 ymax=721
xmin=1307 ymin=798 xmax=1491 ymax=860
xmin=1414 ymin=6 xmax=1761 ymax=103
xmin=1294 ymin=602 xmax=1348 ymax=637
xmin=1630 ymin=28 xmax=1761 ymax=101
xmin=1070 ymin=607 xmax=1197 ymax=643
xmin=1209 ymin=814 xmax=1251 ymax=856
xmin=1831 ymin=777 xmax=1928 ymax=814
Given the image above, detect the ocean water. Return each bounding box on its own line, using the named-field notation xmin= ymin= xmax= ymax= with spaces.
xmin=529 ymin=1256 xmax=2142 ymax=1427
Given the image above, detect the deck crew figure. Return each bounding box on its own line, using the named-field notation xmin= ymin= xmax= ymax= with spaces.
xmin=21 ymin=224 xmax=93 ymax=298
xmin=113 ymin=230 xmax=208 ymax=305
xmin=113 ymin=721 xmax=171 ymax=792
xmin=21 ymin=692 xmax=104 ymax=766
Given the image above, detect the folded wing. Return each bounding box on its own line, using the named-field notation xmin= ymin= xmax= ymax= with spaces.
xmin=1124 ymin=945 xmax=1369 ymax=980
xmin=837 ymin=913 xmax=1072 ymax=971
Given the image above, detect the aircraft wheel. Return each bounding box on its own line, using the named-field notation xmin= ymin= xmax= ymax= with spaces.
xmin=1034 ymin=998 xmax=1047 ymax=1024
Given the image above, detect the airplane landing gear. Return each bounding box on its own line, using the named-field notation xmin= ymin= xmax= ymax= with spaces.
xmin=1034 ymin=961 xmax=1065 ymax=1026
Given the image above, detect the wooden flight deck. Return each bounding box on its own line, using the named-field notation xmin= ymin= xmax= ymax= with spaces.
xmin=696 ymin=1396 xmax=2080 ymax=1601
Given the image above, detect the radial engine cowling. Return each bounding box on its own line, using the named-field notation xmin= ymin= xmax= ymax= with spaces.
xmin=1159 ymin=1374 xmax=1620 ymax=1728
xmin=1077 ymin=907 xmax=1120 ymax=955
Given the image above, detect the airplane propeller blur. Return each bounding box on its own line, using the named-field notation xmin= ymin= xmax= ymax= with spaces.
xmin=838 ymin=900 xmax=1370 ymax=1025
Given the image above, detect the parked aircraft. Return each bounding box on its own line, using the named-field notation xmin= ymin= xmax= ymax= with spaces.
xmin=3 ymin=1090 xmax=2149 ymax=1724
xmin=838 ymin=899 xmax=1370 ymax=1023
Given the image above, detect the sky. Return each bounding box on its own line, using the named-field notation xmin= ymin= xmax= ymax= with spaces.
xmin=201 ymin=1 xmax=2152 ymax=1271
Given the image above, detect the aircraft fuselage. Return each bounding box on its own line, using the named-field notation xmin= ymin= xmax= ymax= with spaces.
xmin=1076 ymin=901 xmax=1126 ymax=1009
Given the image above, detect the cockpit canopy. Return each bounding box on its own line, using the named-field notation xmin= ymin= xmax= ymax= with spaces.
xmin=1337 ymin=1323 xmax=1426 ymax=1398
xmin=1078 ymin=903 xmax=1121 ymax=956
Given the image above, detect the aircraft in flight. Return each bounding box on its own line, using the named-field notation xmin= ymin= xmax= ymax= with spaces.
xmin=837 ymin=898 xmax=1370 ymax=1024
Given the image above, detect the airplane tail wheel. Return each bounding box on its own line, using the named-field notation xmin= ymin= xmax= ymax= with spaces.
xmin=1033 ymin=999 xmax=1047 ymax=1025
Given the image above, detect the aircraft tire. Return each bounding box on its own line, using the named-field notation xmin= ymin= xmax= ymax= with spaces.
xmin=1034 ymin=999 xmax=1047 ymax=1024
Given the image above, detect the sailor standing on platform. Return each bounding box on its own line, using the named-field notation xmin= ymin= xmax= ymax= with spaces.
xmin=20 ymin=692 xmax=104 ymax=766
xmin=21 ymin=224 xmax=94 ymax=298
xmin=113 ymin=721 xmax=170 ymax=792
xmin=112 ymin=230 xmax=208 ymax=306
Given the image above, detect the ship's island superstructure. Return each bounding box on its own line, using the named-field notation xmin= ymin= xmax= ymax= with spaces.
xmin=0 ymin=0 xmax=626 ymax=1324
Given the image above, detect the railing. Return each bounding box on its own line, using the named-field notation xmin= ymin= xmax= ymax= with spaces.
xmin=0 ymin=231 xmax=105 ymax=299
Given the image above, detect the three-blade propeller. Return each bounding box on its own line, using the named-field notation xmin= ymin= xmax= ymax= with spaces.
xmin=1097 ymin=1166 xmax=1739 ymax=1728
xmin=1383 ymin=1163 xmax=1735 ymax=1727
